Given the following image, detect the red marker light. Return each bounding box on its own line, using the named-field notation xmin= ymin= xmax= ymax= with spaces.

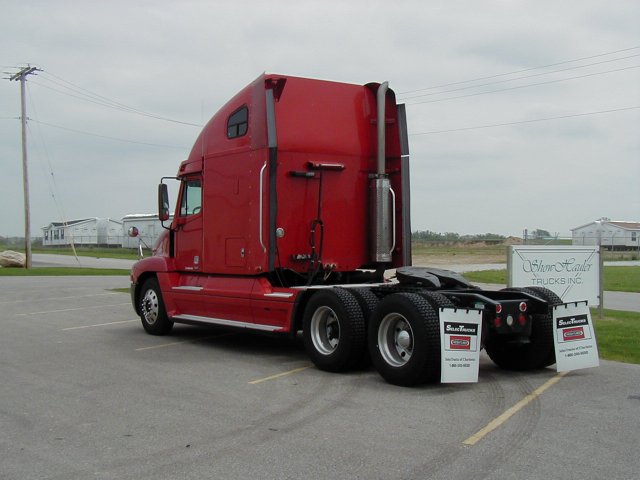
xmin=519 ymin=302 xmax=527 ymax=312
xmin=494 ymin=317 xmax=502 ymax=328
xmin=495 ymin=304 xmax=502 ymax=314
xmin=518 ymin=313 xmax=527 ymax=326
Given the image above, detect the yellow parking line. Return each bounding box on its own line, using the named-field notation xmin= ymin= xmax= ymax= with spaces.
xmin=249 ymin=365 xmax=313 ymax=385
xmin=62 ymin=319 xmax=137 ymax=331
xmin=463 ymin=371 xmax=569 ymax=446
xmin=135 ymin=333 xmax=235 ymax=351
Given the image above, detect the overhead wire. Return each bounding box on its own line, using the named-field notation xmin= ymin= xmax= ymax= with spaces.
xmin=398 ymin=46 xmax=640 ymax=95
xmin=405 ymin=65 xmax=640 ymax=105
xmin=399 ymin=53 xmax=640 ymax=100
xmin=26 ymin=83 xmax=70 ymax=223
xmin=30 ymin=118 xmax=190 ymax=149
xmin=410 ymin=106 xmax=640 ymax=136
xmin=33 ymin=73 xmax=203 ymax=127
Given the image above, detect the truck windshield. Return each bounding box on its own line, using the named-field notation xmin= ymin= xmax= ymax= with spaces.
xmin=180 ymin=179 xmax=202 ymax=216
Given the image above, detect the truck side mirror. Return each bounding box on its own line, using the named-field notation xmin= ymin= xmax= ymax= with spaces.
xmin=158 ymin=184 xmax=170 ymax=221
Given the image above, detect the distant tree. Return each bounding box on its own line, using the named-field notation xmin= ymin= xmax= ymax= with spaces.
xmin=531 ymin=229 xmax=551 ymax=239
xmin=412 ymin=231 xmax=506 ymax=243
xmin=412 ymin=230 xmax=460 ymax=242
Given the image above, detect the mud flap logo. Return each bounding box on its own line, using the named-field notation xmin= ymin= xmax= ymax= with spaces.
xmin=449 ymin=336 xmax=471 ymax=349
xmin=562 ymin=327 xmax=586 ymax=342
xmin=439 ymin=309 xmax=482 ymax=383
xmin=553 ymin=302 xmax=599 ymax=372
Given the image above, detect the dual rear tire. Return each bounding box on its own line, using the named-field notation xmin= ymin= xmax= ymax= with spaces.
xmin=303 ymin=290 xmax=442 ymax=387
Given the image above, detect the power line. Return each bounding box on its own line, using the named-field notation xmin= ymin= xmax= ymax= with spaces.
xmin=33 ymin=71 xmax=203 ymax=127
xmin=410 ymin=106 xmax=640 ymax=136
xmin=398 ymin=46 xmax=640 ymax=95
xmin=26 ymin=84 xmax=70 ymax=227
xmin=399 ymin=53 xmax=640 ymax=101
xmin=31 ymin=119 xmax=190 ymax=149
xmin=406 ymin=65 xmax=640 ymax=106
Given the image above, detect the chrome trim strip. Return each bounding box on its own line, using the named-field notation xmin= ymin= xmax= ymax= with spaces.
xmin=389 ymin=186 xmax=396 ymax=256
xmin=259 ymin=162 xmax=267 ymax=253
xmin=290 ymin=283 xmax=389 ymax=290
xmin=172 ymin=286 xmax=204 ymax=291
xmin=172 ymin=314 xmax=283 ymax=332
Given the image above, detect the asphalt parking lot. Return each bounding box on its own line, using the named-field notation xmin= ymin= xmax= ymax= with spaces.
xmin=1 ymin=276 xmax=639 ymax=480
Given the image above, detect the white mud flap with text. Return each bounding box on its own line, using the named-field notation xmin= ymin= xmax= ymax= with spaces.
xmin=553 ymin=302 xmax=600 ymax=372
xmin=439 ymin=308 xmax=483 ymax=383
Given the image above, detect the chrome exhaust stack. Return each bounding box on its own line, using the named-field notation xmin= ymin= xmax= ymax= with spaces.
xmin=370 ymin=82 xmax=393 ymax=263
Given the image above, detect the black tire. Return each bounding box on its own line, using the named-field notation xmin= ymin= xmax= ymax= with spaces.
xmin=302 ymin=288 xmax=366 ymax=372
xmin=350 ymin=288 xmax=380 ymax=323
xmin=349 ymin=288 xmax=381 ymax=369
xmin=485 ymin=286 xmax=560 ymax=370
xmin=138 ymin=278 xmax=173 ymax=335
xmin=368 ymin=293 xmax=441 ymax=386
xmin=418 ymin=291 xmax=456 ymax=310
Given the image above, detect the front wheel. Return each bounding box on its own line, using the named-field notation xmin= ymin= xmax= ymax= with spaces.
xmin=138 ymin=278 xmax=173 ymax=335
xmin=302 ymin=289 xmax=366 ymax=372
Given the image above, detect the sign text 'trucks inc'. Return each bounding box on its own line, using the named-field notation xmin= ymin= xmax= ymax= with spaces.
xmin=508 ymin=246 xmax=599 ymax=305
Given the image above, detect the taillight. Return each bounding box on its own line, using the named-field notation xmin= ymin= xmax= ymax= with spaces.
xmin=519 ymin=302 xmax=527 ymax=312
xmin=494 ymin=317 xmax=502 ymax=328
xmin=518 ymin=313 xmax=527 ymax=326
xmin=495 ymin=303 xmax=502 ymax=314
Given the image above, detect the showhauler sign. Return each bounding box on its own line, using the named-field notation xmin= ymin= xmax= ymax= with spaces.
xmin=508 ymin=246 xmax=600 ymax=306
xmin=552 ymin=302 xmax=599 ymax=371
xmin=439 ymin=308 xmax=483 ymax=383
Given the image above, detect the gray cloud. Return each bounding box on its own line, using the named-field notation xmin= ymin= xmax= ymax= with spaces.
xmin=1 ymin=0 xmax=638 ymax=238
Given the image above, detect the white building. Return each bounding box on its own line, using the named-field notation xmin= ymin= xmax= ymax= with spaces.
xmin=42 ymin=218 xmax=123 ymax=247
xmin=572 ymin=218 xmax=640 ymax=249
xmin=121 ymin=214 xmax=170 ymax=249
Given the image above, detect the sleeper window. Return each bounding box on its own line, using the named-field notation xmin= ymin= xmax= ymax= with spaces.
xmin=227 ymin=106 xmax=248 ymax=139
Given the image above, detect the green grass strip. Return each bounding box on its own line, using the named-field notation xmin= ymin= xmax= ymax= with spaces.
xmin=464 ymin=266 xmax=640 ymax=293
xmin=0 ymin=267 xmax=130 ymax=276
xmin=594 ymin=309 xmax=640 ymax=364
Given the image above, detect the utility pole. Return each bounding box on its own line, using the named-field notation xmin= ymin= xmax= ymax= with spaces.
xmin=9 ymin=65 xmax=40 ymax=269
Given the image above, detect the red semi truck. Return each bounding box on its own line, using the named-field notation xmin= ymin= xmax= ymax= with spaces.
xmin=130 ymin=74 xmax=561 ymax=386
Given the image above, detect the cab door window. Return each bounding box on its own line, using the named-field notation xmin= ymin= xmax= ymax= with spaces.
xmin=180 ymin=179 xmax=202 ymax=216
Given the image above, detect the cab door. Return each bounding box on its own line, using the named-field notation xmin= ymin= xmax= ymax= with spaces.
xmin=174 ymin=176 xmax=203 ymax=271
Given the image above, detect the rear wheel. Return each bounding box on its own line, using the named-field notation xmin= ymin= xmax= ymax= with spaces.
xmin=368 ymin=293 xmax=440 ymax=386
xmin=302 ymin=289 xmax=366 ymax=372
xmin=485 ymin=286 xmax=560 ymax=370
xmin=349 ymin=288 xmax=381 ymax=368
xmin=138 ymin=278 xmax=173 ymax=335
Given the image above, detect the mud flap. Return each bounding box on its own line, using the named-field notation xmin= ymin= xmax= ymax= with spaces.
xmin=439 ymin=308 xmax=483 ymax=383
xmin=552 ymin=302 xmax=600 ymax=372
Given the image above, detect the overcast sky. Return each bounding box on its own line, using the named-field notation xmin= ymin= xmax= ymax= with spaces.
xmin=1 ymin=0 xmax=639 ymax=238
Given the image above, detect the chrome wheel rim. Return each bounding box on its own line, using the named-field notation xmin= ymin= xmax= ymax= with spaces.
xmin=141 ymin=289 xmax=159 ymax=325
xmin=310 ymin=306 xmax=340 ymax=355
xmin=378 ymin=313 xmax=413 ymax=367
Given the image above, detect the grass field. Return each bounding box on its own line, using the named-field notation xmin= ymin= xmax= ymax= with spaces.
xmin=2 ymin=246 xmax=141 ymax=260
xmin=594 ymin=309 xmax=640 ymax=364
xmin=463 ymin=266 xmax=640 ymax=293
xmin=0 ymin=267 xmax=130 ymax=276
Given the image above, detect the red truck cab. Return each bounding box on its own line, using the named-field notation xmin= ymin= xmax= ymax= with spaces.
xmin=131 ymin=73 xmax=410 ymax=334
